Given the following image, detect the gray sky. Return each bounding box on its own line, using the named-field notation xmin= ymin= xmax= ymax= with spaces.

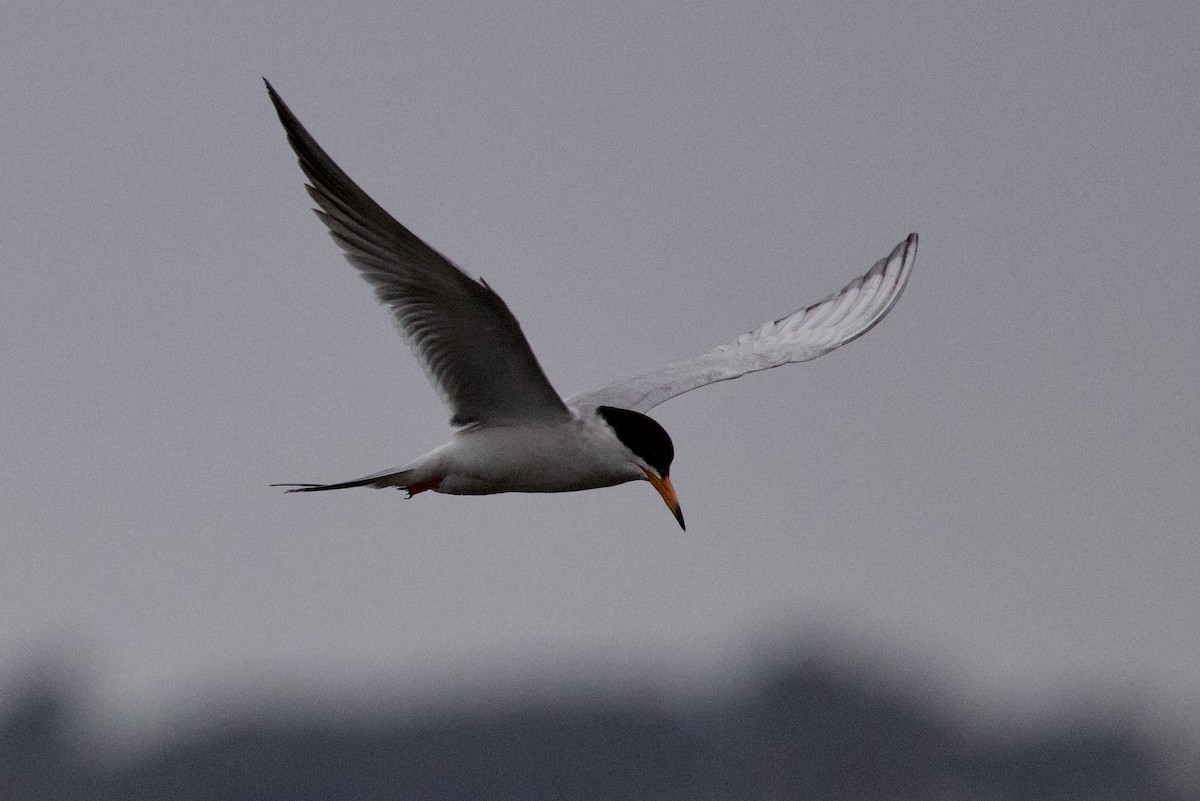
xmin=3 ymin=1 xmax=1198 ymax=742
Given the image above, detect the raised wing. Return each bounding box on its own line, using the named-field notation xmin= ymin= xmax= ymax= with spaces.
xmin=266 ymin=81 xmax=571 ymax=427
xmin=567 ymin=233 xmax=916 ymax=413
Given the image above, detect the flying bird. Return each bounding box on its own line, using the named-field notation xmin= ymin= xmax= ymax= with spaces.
xmin=266 ymin=80 xmax=917 ymax=530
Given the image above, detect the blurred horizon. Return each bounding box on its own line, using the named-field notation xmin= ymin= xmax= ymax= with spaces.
xmin=4 ymin=627 xmax=1196 ymax=799
xmin=9 ymin=612 xmax=1198 ymax=758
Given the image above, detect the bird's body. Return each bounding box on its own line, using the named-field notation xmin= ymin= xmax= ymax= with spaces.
xmin=265 ymin=80 xmax=917 ymax=529
xmin=355 ymin=414 xmax=652 ymax=497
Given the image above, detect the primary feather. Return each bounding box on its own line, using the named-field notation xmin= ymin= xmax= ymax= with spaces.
xmin=566 ymin=233 xmax=916 ymax=413
xmin=266 ymin=80 xmax=570 ymax=427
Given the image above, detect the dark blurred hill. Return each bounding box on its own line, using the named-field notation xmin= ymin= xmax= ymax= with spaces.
xmin=1 ymin=650 xmax=1191 ymax=801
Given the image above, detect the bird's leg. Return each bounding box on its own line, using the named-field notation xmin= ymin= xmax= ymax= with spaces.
xmin=404 ymin=476 xmax=445 ymax=497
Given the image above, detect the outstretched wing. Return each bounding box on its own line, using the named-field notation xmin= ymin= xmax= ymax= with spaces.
xmin=566 ymin=234 xmax=917 ymax=413
xmin=266 ymin=81 xmax=571 ymax=427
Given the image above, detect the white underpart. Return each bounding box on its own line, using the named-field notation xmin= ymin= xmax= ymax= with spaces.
xmin=396 ymin=411 xmax=647 ymax=495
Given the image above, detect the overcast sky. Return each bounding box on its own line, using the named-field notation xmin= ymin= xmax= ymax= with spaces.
xmin=3 ymin=1 xmax=1198 ymax=744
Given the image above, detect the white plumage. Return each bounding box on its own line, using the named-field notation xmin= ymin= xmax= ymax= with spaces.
xmin=266 ymin=81 xmax=917 ymax=530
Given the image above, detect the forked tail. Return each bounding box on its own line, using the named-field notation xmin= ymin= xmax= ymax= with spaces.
xmin=272 ymin=469 xmax=443 ymax=498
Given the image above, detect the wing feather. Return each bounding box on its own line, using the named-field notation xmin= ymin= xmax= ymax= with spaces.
xmin=266 ymin=81 xmax=570 ymax=427
xmin=566 ymin=234 xmax=917 ymax=413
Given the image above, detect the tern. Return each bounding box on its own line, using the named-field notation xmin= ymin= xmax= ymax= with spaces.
xmin=266 ymin=81 xmax=917 ymax=530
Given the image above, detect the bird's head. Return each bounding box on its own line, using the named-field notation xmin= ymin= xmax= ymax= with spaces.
xmin=596 ymin=405 xmax=684 ymax=530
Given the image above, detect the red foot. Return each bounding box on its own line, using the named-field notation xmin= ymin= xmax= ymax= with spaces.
xmin=405 ymin=476 xmax=444 ymax=497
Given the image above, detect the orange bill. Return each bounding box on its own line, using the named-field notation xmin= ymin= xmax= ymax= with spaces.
xmin=643 ymin=468 xmax=685 ymax=531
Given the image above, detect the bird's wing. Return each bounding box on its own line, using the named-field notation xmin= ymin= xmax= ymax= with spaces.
xmin=566 ymin=234 xmax=917 ymax=413
xmin=266 ymin=81 xmax=571 ymax=427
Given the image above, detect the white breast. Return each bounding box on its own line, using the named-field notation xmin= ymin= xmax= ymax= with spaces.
xmin=416 ymin=414 xmax=644 ymax=495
